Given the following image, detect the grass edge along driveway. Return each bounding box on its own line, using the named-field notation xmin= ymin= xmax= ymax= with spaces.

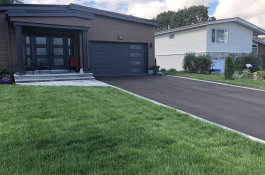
xmin=0 ymin=86 xmax=265 ymax=175
xmin=166 ymin=71 xmax=265 ymax=90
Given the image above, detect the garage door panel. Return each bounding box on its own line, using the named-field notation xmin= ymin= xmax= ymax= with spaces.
xmin=91 ymin=42 xmax=147 ymax=76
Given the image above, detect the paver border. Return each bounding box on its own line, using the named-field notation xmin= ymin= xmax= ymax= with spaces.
xmin=166 ymin=75 xmax=265 ymax=92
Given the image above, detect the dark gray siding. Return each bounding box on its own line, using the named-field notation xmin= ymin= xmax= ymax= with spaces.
xmin=88 ymin=15 xmax=155 ymax=70
xmin=0 ymin=12 xmax=9 ymax=70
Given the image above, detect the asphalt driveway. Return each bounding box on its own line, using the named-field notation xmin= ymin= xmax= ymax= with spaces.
xmin=98 ymin=75 xmax=265 ymax=141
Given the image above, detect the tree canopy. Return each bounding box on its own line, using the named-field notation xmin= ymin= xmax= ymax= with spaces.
xmin=0 ymin=0 xmax=22 ymax=4
xmin=156 ymin=5 xmax=216 ymax=31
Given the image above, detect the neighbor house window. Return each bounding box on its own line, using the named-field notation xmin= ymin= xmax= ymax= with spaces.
xmin=169 ymin=34 xmax=175 ymax=39
xmin=252 ymin=45 xmax=258 ymax=54
xmin=212 ymin=29 xmax=228 ymax=43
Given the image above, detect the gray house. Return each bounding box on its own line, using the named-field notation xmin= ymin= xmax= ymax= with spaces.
xmin=0 ymin=4 xmax=157 ymax=77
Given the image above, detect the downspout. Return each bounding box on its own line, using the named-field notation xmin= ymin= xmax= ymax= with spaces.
xmin=6 ymin=22 xmax=12 ymax=72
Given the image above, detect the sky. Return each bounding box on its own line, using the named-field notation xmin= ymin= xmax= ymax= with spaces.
xmin=24 ymin=0 xmax=265 ymax=29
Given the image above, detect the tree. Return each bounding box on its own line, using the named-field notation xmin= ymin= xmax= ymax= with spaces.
xmin=0 ymin=0 xmax=22 ymax=4
xmin=156 ymin=5 xmax=216 ymax=31
xmin=224 ymin=57 xmax=234 ymax=80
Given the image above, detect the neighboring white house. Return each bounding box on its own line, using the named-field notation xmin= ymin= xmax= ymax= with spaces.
xmin=155 ymin=18 xmax=265 ymax=72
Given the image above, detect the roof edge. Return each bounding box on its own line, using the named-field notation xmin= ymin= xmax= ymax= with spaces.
xmin=0 ymin=3 xmax=159 ymax=26
xmin=155 ymin=17 xmax=265 ymax=36
xmin=68 ymin=4 xmax=159 ymax=26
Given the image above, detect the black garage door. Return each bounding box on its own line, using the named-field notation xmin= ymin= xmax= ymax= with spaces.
xmin=90 ymin=42 xmax=147 ymax=76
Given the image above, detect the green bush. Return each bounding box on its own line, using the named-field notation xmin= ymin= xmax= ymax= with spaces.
xmin=255 ymin=71 xmax=265 ymax=80
xmin=183 ymin=52 xmax=197 ymax=73
xmin=160 ymin=68 xmax=166 ymax=72
xmin=240 ymin=69 xmax=253 ymax=79
xmin=224 ymin=56 xmax=234 ymax=80
xmin=168 ymin=68 xmax=177 ymax=73
xmin=234 ymin=54 xmax=261 ymax=72
xmin=183 ymin=53 xmax=212 ymax=73
xmin=196 ymin=54 xmax=212 ymax=73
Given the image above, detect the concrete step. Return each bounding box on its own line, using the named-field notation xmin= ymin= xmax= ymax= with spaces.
xmin=26 ymin=69 xmax=69 ymax=74
xmin=15 ymin=73 xmax=94 ymax=83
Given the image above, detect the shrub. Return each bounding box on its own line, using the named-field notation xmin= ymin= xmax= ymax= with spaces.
xmin=160 ymin=68 xmax=166 ymax=72
xmin=0 ymin=65 xmax=15 ymax=84
xmin=240 ymin=69 xmax=253 ymax=79
xmin=168 ymin=68 xmax=177 ymax=73
xmin=196 ymin=54 xmax=212 ymax=73
xmin=224 ymin=56 xmax=234 ymax=80
xmin=254 ymin=71 xmax=265 ymax=80
xmin=183 ymin=53 xmax=212 ymax=73
xmin=234 ymin=54 xmax=261 ymax=73
xmin=183 ymin=52 xmax=197 ymax=73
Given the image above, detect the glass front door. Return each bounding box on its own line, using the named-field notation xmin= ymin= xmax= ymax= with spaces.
xmin=24 ymin=35 xmax=73 ymax=70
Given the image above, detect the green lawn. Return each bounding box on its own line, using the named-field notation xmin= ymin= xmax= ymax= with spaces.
xmin=165 ymin=71 xmax=265 ymax=90
xmin=1 ymin=86 xmax=265 ymax=175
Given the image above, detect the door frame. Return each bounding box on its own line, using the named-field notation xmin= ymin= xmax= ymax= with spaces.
xmin=24 ymin=34 xmax=73 ymax=71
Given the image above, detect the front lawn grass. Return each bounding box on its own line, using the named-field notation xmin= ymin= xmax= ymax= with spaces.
xmin=166 ymin=71 xmax=265 ymax=90
xmin=1 ymin=86 xmax=265 ymax=175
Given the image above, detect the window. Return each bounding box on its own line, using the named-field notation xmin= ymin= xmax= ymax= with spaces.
xmin=130 ymin=45 xmax=142 ymax=50
xmin=212 ymin=29 xmax=228 ymax=43
xmin=36 ymin=37 xmax=47 ymax=45
xmin=130 ymin=53 xmax=143 ymax=58
xmin=252 ymin=45 xmax=258 ymax=54
xmin=26 ymin=36 xmax=30 ymax=45
xmin=36 ymin=48 xmax=47 ymax=55
xmin=169 ymin=34 xmax=175 ymax=39
xmin=26 ymin=47 xmax=31 ymax=56
xmin=53 ymin=38 xmax=63 ymax=45
xmin=53 ymin=48 xmax=64 ymax=55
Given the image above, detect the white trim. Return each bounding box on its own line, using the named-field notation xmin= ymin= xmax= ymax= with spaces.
xmin=155 ymin=17 xmax=265 ymax=36
xmin=109 ymin=84 xmax=265 ymax=144
xmin=166 ymin=75 xmax=265 ymax=92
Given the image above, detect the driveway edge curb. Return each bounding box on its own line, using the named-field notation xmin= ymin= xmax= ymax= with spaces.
xmin=166 ymin=75 xmax=265 ymax=92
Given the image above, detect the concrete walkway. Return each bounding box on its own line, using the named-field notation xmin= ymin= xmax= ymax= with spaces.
xmin=17 ymin=79 xmax=109 ymax=87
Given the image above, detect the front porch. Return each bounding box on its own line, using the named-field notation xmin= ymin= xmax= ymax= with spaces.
xmin=15 ymin=24 xmax=90 ymax=75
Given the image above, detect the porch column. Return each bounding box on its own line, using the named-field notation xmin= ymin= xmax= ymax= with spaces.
xmin=15 ymin=25 xmax=25 ymax=74
xmin=79 ymin=32 xmax=83 ymax=73
xmin=82 ymin=30 xmax=89 ymax=72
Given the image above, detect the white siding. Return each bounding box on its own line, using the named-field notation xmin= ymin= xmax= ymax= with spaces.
xmin=156 ymin=54 xmax=185 ymax=70
xmin=207 ymin=23 xmax=253 ymax=53
xmin=155 ymin=26 xmax=207 ymax=70
xmin=155 ymin=26 xmax=207 ymax=55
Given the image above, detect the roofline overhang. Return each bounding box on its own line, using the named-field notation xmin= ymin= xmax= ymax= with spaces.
xmin=0 ymin=3 xmax=159 ymax=27
xmin=253 ymin=38 xmax=265 ymax=45
xmin=68 ymin=4 xmax=159 ymax=26
xmin=155 ymin=17 xmax=265 ymax=36
xmin=13 ymin=21 xmax=90 ymax=30
xmin=6 ymin=11 xmax=94 ymax=20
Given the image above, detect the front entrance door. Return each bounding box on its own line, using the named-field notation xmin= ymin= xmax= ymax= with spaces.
xmin=25 ymin=35 xmax=73 ymax=71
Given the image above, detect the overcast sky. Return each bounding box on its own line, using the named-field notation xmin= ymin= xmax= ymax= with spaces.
xmin=24 ymin=0 xmax=265 ymax=29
